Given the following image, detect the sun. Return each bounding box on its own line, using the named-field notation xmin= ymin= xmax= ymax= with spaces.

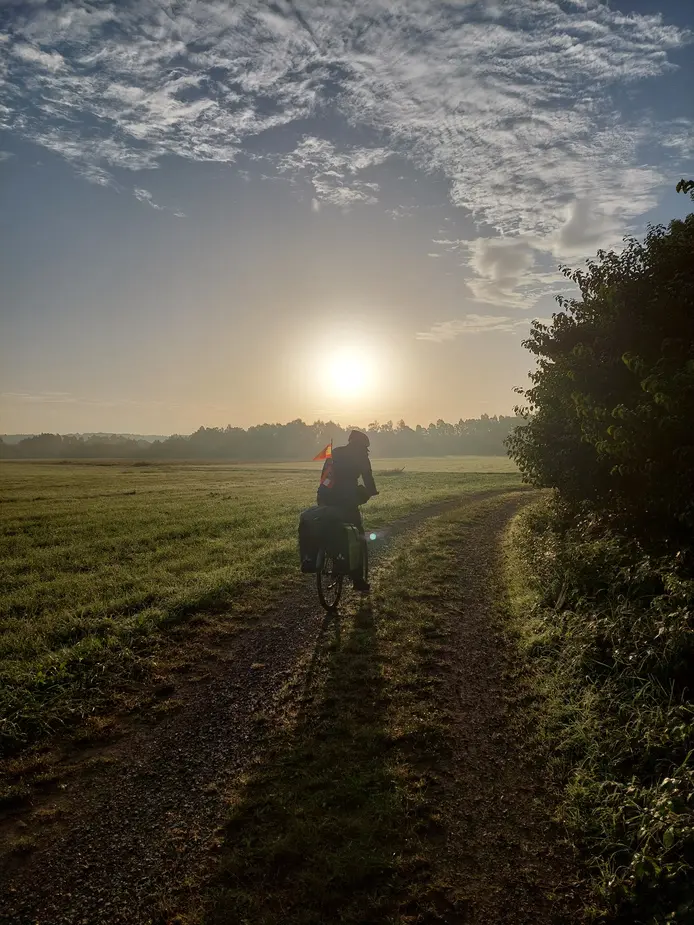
xmin=323 ymin=346 xmax=377 ymax=399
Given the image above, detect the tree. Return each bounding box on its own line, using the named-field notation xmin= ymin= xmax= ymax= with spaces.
xmin=8 ymin=415 xmax=522 ymax=460
xmin=508 ymin=182 xmax=694 ymax=536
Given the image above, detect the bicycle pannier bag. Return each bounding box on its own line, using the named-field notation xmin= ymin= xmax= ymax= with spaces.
xmin=298 ymin=506 xmax=342 ymax=573
xmin=327 ymin=523 xmax=362 ymax=575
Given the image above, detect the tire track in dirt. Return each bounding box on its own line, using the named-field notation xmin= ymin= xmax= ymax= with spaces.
xmin=0 ymin=489 xmax=528 ymax=925
xmin=428 ymin=496 xmax=581 ymax=924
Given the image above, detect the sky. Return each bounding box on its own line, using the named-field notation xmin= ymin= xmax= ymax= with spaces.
xmin=1 ymin=0 xmax=693 ymax=435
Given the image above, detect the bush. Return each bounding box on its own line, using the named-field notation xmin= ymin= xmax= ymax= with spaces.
xmin=509 ymin=500 xmax=694 ymax=922
xmin=508 ymin=183 xmax=694 ymax=540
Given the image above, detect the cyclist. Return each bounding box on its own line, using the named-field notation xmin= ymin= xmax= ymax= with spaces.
xmin=317 ymin=430 xmax=378 ymax=592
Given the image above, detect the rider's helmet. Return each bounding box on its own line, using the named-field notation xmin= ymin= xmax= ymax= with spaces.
xmin=348 ymin=430 xmax=370 ymax=448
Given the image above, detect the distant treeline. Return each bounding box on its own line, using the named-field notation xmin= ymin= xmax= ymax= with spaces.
xmin=0 ymin=416 xmax=519 ymax=460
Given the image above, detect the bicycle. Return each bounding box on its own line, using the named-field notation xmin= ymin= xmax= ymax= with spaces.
xmin=316 ymin=532 xmax=369 ymax=612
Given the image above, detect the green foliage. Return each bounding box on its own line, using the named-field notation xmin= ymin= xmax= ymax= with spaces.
xmin=508 ymin=184 xmax=694 ymax=536
xmin=507 ymin=501 xmax=694 ymax=922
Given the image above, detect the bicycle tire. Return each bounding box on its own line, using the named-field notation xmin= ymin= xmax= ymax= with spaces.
xmin=317 ymin=552 xmax=344 ymax=611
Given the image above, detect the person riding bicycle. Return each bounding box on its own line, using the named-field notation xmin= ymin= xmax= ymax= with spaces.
xmin=316 ymin=430 xmax=378 ymax=593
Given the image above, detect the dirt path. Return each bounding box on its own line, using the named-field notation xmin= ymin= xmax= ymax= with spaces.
xmin=0 ymin=487 xmax=571 ymax=925
xmin=431 ymin=497 xmax=580 ymax=923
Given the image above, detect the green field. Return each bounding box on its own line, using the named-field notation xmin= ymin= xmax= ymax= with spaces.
xmin=0 ymin=459 xmax=520 ymax=755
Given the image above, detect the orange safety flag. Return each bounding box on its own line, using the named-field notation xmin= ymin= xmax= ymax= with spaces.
xmin=313 ymin=442 xmax=332 ymax=461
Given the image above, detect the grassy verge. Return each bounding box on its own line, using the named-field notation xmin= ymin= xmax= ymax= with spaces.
xmin=503 ymin=498 xmax=694 ymax=923
xmin=0 ymin=463 xmax=520 ymax=757
xmin=198 ymin=493 xmax=522 ymax=925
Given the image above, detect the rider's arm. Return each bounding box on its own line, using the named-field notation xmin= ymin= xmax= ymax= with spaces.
xmin=361 ymin=453 xmax=378 ymax=497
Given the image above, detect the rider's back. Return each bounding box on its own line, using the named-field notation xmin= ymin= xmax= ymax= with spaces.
xmin=317 ymin=442 xmax=376 ymax=509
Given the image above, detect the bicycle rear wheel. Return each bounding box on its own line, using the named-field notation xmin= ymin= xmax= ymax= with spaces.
xmin=317 ymin=551 xmax=344 ymax=611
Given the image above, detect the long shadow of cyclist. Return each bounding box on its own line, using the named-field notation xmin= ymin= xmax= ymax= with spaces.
xmin=207 ymin=596 xmax=411 ymax=925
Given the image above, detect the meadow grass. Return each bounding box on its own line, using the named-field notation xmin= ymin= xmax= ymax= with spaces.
xmin=0 ymin=460 xmax=520 ymax=756
xmin=244 ymin=455 xmax=519 ymax=473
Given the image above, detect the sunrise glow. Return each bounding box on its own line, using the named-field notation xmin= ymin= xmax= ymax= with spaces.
xmin=322 ymin=347 xmax=378 ymax=400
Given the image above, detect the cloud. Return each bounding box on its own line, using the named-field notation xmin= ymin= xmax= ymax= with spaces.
xmin=441 ymin=236 xmax=553 ymax=308
xmin=554 ymin=197 xmax=621 ymax=255
xmin=438 ymin=214 xmax=618 ymax=309
xmin=276 ymin=135 xmax=388 ymax=208
xmin=327 ymin=2 xmax=689 ymax=238
xmin=416 ymin=314 xmax=529 ymax=342
xmin=417 ymin=311 xmax=559 ymax=342
xmin=0 ymin=390 xmax=226 ymax=413
xmin=133 ymin=185 xmax=184 ymax=215
xmin=2 ymin=390 xmax=85 ymax=405
xmin=0 ymin=0 xmax=690 ymax=250
xmin=12 ymin=42 xmax=64 ymax=71
xmin=133 ymin=187 xmax=163 ymax=210
xmin=470 ymin=238 xmax=537 ymax=291
xmin=76 ymin=163 xmax=113 ymax=187
xmin=0 ymin=150 xmax=14 ymax=161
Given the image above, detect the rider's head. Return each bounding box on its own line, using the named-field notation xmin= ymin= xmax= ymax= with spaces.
xmin=348 ymin=430 xmax=370 ymax=450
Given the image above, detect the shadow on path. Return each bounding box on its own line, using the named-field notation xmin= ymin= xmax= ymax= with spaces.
xmin=208 ymin=598 xmax=409 ymax=925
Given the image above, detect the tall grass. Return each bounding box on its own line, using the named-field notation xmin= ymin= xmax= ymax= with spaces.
xmin=505 ymin=499 xmax=694 ymax=923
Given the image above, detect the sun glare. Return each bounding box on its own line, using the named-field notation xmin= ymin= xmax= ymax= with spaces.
xmin=323 ymin=346 xmax=377 ymax=399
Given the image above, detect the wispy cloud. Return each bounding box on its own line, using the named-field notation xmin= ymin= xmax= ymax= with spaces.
xmin=0 ymin=150 xmax=14 ymax=162
xmin=1 ymin=0 xmax=691 ymax=290
xmin=0 ymin=391 xmax=221 ymax=411
xmin=417 ymin=312 xmax=559 ymax=342
xmin=133 ymin=186 xmax=183 ymax=216
xmin=133 ymin=187 xmax=163 ymax=210
xmin=75 ymin=163 xmax=112 ymax=187
xmin=1 ymin=390 xmax=105 ymax=406
xmin=416 ymin=314 xmax=529 ymax=342
xmin=276 ymin=135 xmax=388 ymax=208
xmin=12 ymin=42 xmax=65 ymax=71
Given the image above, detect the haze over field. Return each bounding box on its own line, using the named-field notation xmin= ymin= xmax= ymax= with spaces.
xmin=1 ymin=0 xmax=693 ymax=435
